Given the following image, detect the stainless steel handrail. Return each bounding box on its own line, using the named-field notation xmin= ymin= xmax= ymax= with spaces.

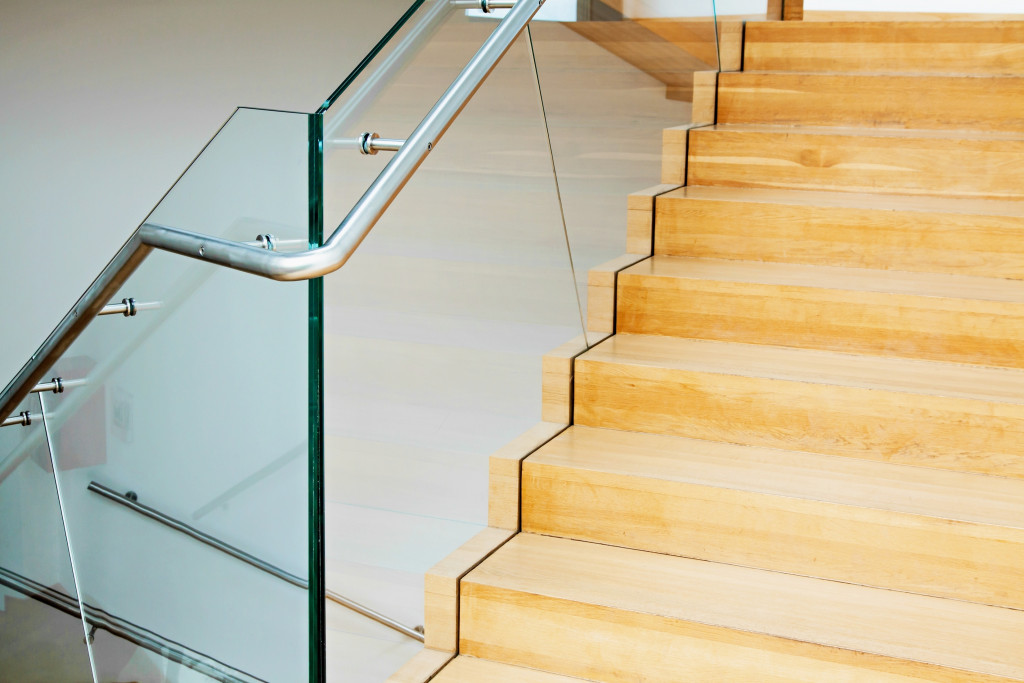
xmin=88 ymin=481 xmax=308 ymax=588
xmin=89 ymin=481 xmax=426 ymax=642
xmin=0 ymin=0 xmax=545 ymax=425
xmin=138 ymin=0 xmax=544 ymax=282
xmin=325 ymin=590 xmax=425 ymax=642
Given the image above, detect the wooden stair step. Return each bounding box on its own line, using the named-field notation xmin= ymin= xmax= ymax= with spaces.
xmin=616 ymin=255 xmax=1024 ymax=367
xmin=460 ymin=533 xmax=1024 ymax=682
xmin=744 ymin=21 xmax=1024 ymax=75
xmin=432 ymin=656 xmax=587 ymax=682
xmin=687 ymin=124 xmax=1024 ymax=198
xmin=523 ymin=425 xmax=1024 ymax=609
xmin=653 ymin=186 xmax=1024 ymax=279
xmin=718 ymin=72 xmax=1024 ymax=132
xmin=574 ymin=333 xmax=1024 ymax=478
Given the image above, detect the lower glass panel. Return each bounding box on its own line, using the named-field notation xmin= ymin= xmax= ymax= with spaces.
xmin=30 ymin=106 xmax=319 ymax=682
xmin=0 ymin=393 xmax=95 ymax=682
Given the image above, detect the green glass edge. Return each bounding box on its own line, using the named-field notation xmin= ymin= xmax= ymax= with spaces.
xmin=307 ymin=112 xmax=326 ymax=683
xmin=316 ymin=0 xmax=429 ymax=114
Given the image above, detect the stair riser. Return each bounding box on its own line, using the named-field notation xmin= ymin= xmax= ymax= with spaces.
xmin=654 ymin=196 xmax=1024 ymax=279
xmin=616 ymin=274 xmax=1024 ymax=368
xmin=574 ymin=360 xmax=1024 ymax=479
xmin=460 ymin=583 xmax=1012 ymax=683
xmin=522 ymin=461 xmax=1024 ymax=610
xmin=718 ymin=73 xmax=1024 ymax=132
xmin=744 ymin=21 xmax=1024 ymax=75
xmin=687 ymin=129 xmax=1024 ymax=198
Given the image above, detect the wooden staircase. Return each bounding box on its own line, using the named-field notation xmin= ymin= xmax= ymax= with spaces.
xmin=414 ymin=19 xmax=1024 ymax=682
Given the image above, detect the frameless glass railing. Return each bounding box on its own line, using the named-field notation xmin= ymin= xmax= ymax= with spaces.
xmin=1 ymin=0 xmax=723 ymax=680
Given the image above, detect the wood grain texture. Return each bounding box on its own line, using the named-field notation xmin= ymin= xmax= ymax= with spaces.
xmin=718 ymin=72 xmax=1024 ymax=132
xmin=523 ymin=425 xmax=1024 ymax=609
xmin=461 ymin=534 xmax=1024 ymax=682
xmin=616 ymin=255 xmax=1024 ymax=367
xmin=385 ymin=648 xmax=452 ymax=683
xmin=783 ymin=0 xmax=803 ymax=21
xmin=654 ymin=186 xmax=1024 ymax=278
xmin=636 ymin=19 xmax=742 ymax=71
xmin=688 ymin=124 xmax=1024 ymax=198
xmin=586 ymin=254 xmax=647 ymax=334
xmin=690 ymin=70 xmax=718 ymax=124
xmin=424 ymin=527 xmax=515 ymax=652
xmin=744 ymin=21 xmax=1024 ymax=74
xmin=803 ymin=11 xmax=1024 ymax=22
xmin=661 ymin=124 xmax=703 ymax=184
xmin=564 ymin=20 xmax=711 ymax=97
xmin=432 ymin=656 xmax=587 ymax=682
xmin=627 ymin=183 xmax=680 ymax=254
xmin=541 ymin=333 xmax=610 ymax=424
xmin=488 ymin=422 xmax=567 ymax=530
xmin=574 ymin=334 xmax=1024 ymax=478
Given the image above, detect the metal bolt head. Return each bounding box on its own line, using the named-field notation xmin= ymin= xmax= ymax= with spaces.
xmin=125 ymin=491 xmax=138 ymax=502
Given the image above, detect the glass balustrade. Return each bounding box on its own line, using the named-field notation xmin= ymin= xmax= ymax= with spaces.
xmin=0 ymin=1 xmax=725 ymax=681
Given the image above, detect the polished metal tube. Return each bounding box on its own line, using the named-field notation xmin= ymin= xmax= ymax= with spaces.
xmin=29 ymin=377 xmax=87 ymax=394
xmin=0 ymin=0 xmax=544 ymax=427
xmin=0 ymin=233 xmax=151 ymax=424
xmin=89 ymin=481 xmax=426 ymax=642
xmin=325 ymin=590 xmax=425 ymax=642
xmin=88 ymin=481 xmax=308 ymax=589
xmin=450 ymin=0 xmax=517 ymax=9
xmin=138 ymin=0 xmax=546 ymax=281
xmin=1 ymin=411 xmax=33 ymax=428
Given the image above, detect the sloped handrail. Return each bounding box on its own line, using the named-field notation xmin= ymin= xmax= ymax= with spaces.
xmin=0 ymin=0 xmax=545 ymax=425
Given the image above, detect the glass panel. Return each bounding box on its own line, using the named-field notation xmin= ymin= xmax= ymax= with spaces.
xmin=39 ymin=107 xmax=320 ymax=682
xmin=527 ymin=0 xmax=720 ymax=339
xmin=320 ymin=3 xmax=586 ymax=678
xmin=0 ymin=393 xmax=95 ymax=682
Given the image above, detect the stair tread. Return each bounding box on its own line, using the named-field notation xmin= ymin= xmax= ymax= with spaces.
xmin=624 ymin=255 xmax=1024 ymax=303
xmin=433 ymin=656 xmax=587 ymax=682
xmin=662 ymin=185 xmax=1024 ymax=215
xmin=530 ymin=425 xmax=1024 ymax=529
xmin=706 ymin=122 xmax=1024 ymax=141
xmin=579 ymin=334 xmax=1024 ymax=404
xmin=465 ymin=533 xmax=1024 ymax=680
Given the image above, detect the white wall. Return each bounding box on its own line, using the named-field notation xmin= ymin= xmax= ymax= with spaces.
xmin=0 ymin=0 xmax=413 ymax=387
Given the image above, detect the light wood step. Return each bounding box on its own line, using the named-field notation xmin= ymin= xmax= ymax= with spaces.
xmin=616 ymin=255 xmax=1024 ymax=368
xmin=460 ymin=533 xmax=1024 ymax=682
xmin=653 ymin=186 xmax=1024 ymax=279
xmin=744 ymin=21 xmax=1024 ymax=75
xmin=432 ymin=656 xmax=586 ymax=682
xmin=718 ymin=72 xmax=1024 ymax=132
xmin=687 ymin=124 xmax=1024 ymax=198
xmin=523 ymin=425 xmax=1024 ymax=609
xmin=574 ymin=334 xmax=1024 ymax=478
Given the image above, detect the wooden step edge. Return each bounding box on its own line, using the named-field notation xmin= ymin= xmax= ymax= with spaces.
xmin=385 ymin=648 xmax=453 ymax=683
xmin=431 ymin=656 xmax=591 ymax=682
xmin=701 ymin=122 xmax=1024 ymax=141
xmin=424 ymin=527 xmax=516 ymax=653
xmin=522 ymin=429 xmax=1024 ymax=610
xmin=621 ymin=254 xmax=1024 ymax=304
xmin=661 ymin=123 xmax=713 ymax=185
xmin=461 ymin=534 xmax=1024 ymax=682
xmin=586 ymin=254 xmax=648 ymax=334
xmin=579 ymin=333 xmax=1024 ymax=406
xmin=658 ymin=185 xmax=1024 ymax=216
xmin=541 ymin=331 xmax=610 ymax=425
xmin=527 ymin=425 xmax=1024 ymax=530
xmin=628 ymin=183 xmax=682 ymax=255
xmin=488 ymin=421 xmax=568 ymax=530
xmin=799 ymin=12 xmax=1024 ymax=22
